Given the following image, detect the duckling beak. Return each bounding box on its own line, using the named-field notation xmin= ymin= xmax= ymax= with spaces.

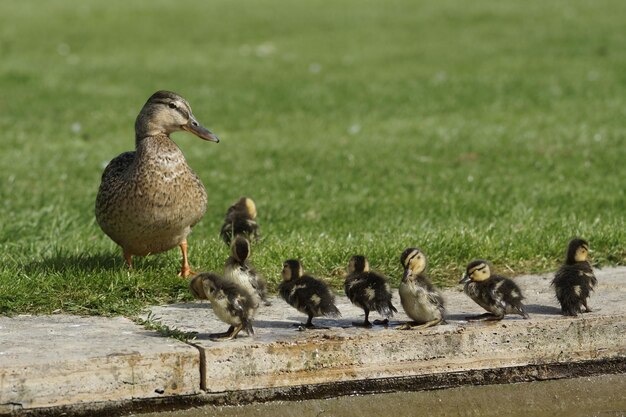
xmin=459 ymin=274 xmax=470 ymax=284
xmin=182 ymin=116 xmax=220 ymax=143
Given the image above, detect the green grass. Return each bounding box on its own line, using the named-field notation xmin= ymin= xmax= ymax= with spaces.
xmin=0 ymin=0 xmax=624 ymax=316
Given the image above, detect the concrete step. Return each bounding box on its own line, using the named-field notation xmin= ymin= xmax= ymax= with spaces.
xmin=1 ymin=267 xmax=624 ymax=416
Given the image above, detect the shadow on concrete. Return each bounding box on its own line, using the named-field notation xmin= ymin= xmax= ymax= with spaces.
xmin=253 ymin=319 xmax=300 ymax=329
xmin=445 ymin=313 xmax=473 ymax=321
xmin=525 ymin=304 xmax=562 ymax=315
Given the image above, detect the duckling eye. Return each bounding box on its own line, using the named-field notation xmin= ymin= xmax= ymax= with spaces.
xmin=168 ymin=102 xmax=177 ymax=109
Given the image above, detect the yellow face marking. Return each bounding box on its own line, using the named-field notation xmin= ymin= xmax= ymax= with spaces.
xmin=574 ymin=245 xmax=589 ymax=262
xmin=403 ymin=250 xmax=419 ymax=268
xmin=407 ymin=252 xmax=426 ymax=275
xmin=244 ymin=198 xmax=257 ymax=219
xmin=469 ymin=263 xmax=490 ymax=282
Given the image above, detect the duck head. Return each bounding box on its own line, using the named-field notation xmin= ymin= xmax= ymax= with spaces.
xmin=460 ymin=259 xmax=491 ymax=284
xmin=135 ymin=90 xmax=219 ymax=143
xmin=347 ymin=255 xmax=369 ymax=274
xmin=566 ymin=238 xmax=590 ymax=264
xmin=282 ymin=259 xmax=303 ymax=281
xmin=233 ymin=197 xmax=257 ymax=219
xmin=400 ymin=247 xmax=427 ymax=280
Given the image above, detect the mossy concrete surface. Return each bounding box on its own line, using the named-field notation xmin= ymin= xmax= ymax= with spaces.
xmin=0 ymin=267 xmax=624 ymax=416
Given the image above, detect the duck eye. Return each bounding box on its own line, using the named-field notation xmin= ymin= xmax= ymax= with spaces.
xmin=168 ymin=102 xmax=177 ymax=109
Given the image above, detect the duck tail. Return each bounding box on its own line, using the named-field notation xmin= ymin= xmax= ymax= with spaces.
xmin=390 ymin=302 xmax=398 ymax=314
xmin=325 ymin=304 xmax=342 ymax=318
xmin=377 ymin=302 xmax=397 ymax=318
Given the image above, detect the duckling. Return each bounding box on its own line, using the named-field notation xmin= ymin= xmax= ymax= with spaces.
xmin=95 ymin=91 xmax=219 ymax=277
xmin=278 ymin=259 xmax=341 ymax=328
xmin=551 ymin=238 xmax=597 ymax=316
xmin=189 ymin=273 xmax=257 ymax=340
xmin=224 ymin=236 xmax=269 ymax=305
xmin=459 ymin=260 xmax=529 ymax=321
xmin=344 ymin=255 xmax=397 ymax=327
xmin=397 ymin=248 xmax=445 ymax=330
xmin=220 ymin=197 xmax=259 ymax=245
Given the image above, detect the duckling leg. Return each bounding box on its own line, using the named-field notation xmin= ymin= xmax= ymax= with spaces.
xmin=210 ymin=324 xmax=241 ymax=341
xmin=302 ymin=315 xmax=330 ymax=330
xmin=178 ymin=240 xmax=194 ymax=278
xmin=352 ymin=309 xmax=372 ymax=327
xmin=208 ymin=330 xmax=232 ymax=339
xmin=397 ymin=318 xmax=442 ymax=330
xmin=227 ymin=324 xmax=244 ymax=340
xmin=561 ymin=308 xmax=578 ymax=317
xmin=466 ymin=313 xmax=503 ymax=321
xmin=582 ymin=300 xmax=593 ymax=313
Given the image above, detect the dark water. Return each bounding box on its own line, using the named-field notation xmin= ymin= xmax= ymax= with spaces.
xmin=134 ymin=374 xmax=626 ymax=417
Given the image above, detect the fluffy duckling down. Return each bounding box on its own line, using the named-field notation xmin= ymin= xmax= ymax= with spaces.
xmin=460 ymin=260 xmax=529 ymax=321
xmin=551 ymin=238 xmax=597 ymax=316
xmin=189 ymin=273 xmax=258 ymax=340
xmin=219 ymin=197 xmax=259 ymax=245
xmin=224 ymin=236 xmax=270 ymax=306
xmin=344 ymin=255 xmax=397 ymax=327
xmin=278 ymin=259 xmax=341 ymax=328
xmin=398 ymin=248 xmax=445 ymax=330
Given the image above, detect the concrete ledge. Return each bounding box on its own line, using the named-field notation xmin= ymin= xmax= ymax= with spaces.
xmin=9 ymin=359 xmax=625 ymax=417
xmin=0 ymin=316 xmax=200 ymax=415
xmin=1 ymin=267 xmax=624 ymax=416
xmin=149 ymin=267 xmax=625 ymax=394
xmin=196 ymin=315 xmax=625 ymax=392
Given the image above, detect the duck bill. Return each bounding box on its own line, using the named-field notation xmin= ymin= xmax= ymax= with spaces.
xmin=182 ymin=116 xmax=220 ymax=142
xmin=459 ymin=274 xmax=470 ymax=284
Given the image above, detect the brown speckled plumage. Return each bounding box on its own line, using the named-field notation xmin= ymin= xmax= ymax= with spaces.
xmin=95 ymin=91 xmax=219 ymax=276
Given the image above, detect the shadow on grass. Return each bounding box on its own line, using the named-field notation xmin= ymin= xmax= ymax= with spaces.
xmin=21 ymin=251 xmax=175 ymax=275
xmin=22 ymin=252 xmax=124 ymax=274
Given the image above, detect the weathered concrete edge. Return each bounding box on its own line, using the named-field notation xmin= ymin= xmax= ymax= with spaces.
xmin=5 ymin=357 xmax=625 ymax=417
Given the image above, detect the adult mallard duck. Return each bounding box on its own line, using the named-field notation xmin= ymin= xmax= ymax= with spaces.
xmin=95 ymin=91 xmax=219 ymax=277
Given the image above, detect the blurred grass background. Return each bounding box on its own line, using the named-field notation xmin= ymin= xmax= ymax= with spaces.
xmin=0 ymin=0 xmax=624 ymax=316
